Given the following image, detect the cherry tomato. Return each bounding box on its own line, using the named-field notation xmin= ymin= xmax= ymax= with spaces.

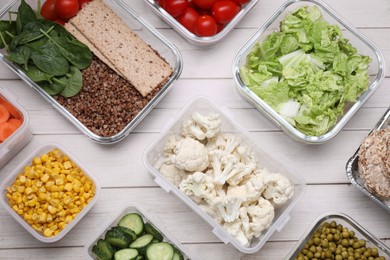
xmin=212 ymin=0 xmax=240 ymax=24
xmin=231 ymin=0 xmax=250 ymax=5
xmin=41 ymin=0 xmax=58 ymax=21
xmin=177 ymin=7 xmax=199 ymax=34
xmin=53 ymin=19 xmax=66 ymax=26
xmin=55 ymin=0 xmax=79 ymax=21
xmin=78 ymin=0 xmax=92 ymax=9
xmin=216 ymin=23 xmax=224 ymax=33
xmin=195 ymin=15 xmax=217 ymax=37
xmin=161 ymin=0 xmax=188 ymax=18
xmin=192 ymin=0 xmax=217 ymax=10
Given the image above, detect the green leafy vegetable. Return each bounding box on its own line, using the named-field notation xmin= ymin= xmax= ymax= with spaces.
xmin=0 ymin=21 xmax=16 ymax=48
xmin=240 ymin=5 xmax=371 ymax=136
xmin=30 ymin=41 xmax=69 ymax=76
xmin=16 ymin=0 xmax=37 ymax=34
xmin=59 ymin=66 xmax=82 ymax=97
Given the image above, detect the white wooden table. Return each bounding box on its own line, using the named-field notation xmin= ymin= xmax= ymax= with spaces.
xmin=0 ymin=0 xmax=389 ymax=259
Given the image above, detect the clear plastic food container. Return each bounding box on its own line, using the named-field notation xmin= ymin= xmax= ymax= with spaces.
xmin=0 ymin=143 xmax=100 ymax=243
xmin=0 ymin=87 xmax=32 ymax=169
xmin=84 ymin=203 xmax=198 ymax=260
xmin=285 ymin=213 xmax=390 ymax=259
xmin=0 ymin=0 xmax=182 ymax=144
xmin=346 ymin=108 xmax=390 ymax=214
xmin=143 ymin=96 xmax=306 ymax=254
xmin=232 ymin=0 xmax=386 ymax=144
xmin=142 ymin=0 xmax=260 ymax=46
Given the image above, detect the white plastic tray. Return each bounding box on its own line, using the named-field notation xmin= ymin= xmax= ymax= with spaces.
xmin=143 ymin=96 xmax=306 ymax=254
xmin=0 ymin=143 xmax=100 ymax=242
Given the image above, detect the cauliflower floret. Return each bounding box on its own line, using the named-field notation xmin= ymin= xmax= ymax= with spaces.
xmin=226 ymin=162 xmax=256 ymax=186
xmin=209 ymin=150 xmax=238 ymax=185
xmin=162 ymin=135 xmax=181 ymax=157
xmin=171 ymin=137 xmax=209 ymax=172
xmin=159 ymin=163 xmax=188 ymax=187
xmin=234 ymin=145 xmax=257 ymax=165
xmin=227 ymin=173 xmax=265 ymax=203
xmin=198 ymin=202 xmax=223 ymax=224
xmin=179 ymin=172 xmax=216 ymax=202
xmin=222 ymin=219 xmax=250 ymax=247
xmin=180 ymin=112 xmax=221 ymax=140
xmin=241 ymin=197 xmax=274 ymax=238
xmin=261 ymin=170 xmax=294 ymax=208
xmin=210 ymin=195 xmax=242 ymax=223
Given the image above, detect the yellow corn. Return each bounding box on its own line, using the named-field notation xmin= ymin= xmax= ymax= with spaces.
xmin=5 ymin=149 xmax=96 ymax=238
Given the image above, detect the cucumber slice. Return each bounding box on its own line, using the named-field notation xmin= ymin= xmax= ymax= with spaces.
xmin=135 ymin=256 xmax=143 ymax=260
xmin=114 ymin=248 xmax=139 ymax=260
xmin=146 ymin=242 xmax=174 ymax=260
xmin=105 ymin=227 xmax=133 ymax=249
xmin=92 ymin=239 xmax=114 ymax=260
xmin=172 ymin=250 xmax=184 ymax=260
xmin=144 ymin=223 xmax=163 ymax=242
xmin=118 ymin=213 xmax=144 ymax=236
xmin=129 ymin=234 xmax=154 ymax=255
xmin=115 ymin=226 xmax=137 ymax=241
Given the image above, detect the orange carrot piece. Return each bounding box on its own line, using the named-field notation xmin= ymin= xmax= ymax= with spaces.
xmin=0 ymin=104 xmax=10 ymax=124
xmin=0 ymin=122 xmax=18 ymax=142
xmin=8 ymin=118 xmax=22 ymax=128
xmin=0 ymin=98 xmax=21 ymax=119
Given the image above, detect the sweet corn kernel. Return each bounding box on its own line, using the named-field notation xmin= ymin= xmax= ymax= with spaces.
xmin=43 ymin=228 xmax=53 ymax=237
xmin=41 ymin=174 xmax=50 ymax=183
xmin=40 ymin=154 xmax=49 ymax=163
xmin=64 ymin=183 xmax=72 ymax=192
xmin=33 ymin=157 xmax=41 ymax=166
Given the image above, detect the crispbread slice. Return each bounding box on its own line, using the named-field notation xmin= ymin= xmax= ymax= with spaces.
xmin=69 ymin=0 xmax=172 ymax=96
xmin=64 ymin=22 xmax=123 ymax=77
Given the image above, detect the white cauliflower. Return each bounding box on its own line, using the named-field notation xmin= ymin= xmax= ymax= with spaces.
xmin=261 ymin=170 xmax=294 ymax=207
xmin=179 ymin=172 xmax=216 ymax=202
xmin=222 ymin=219 xmax=250 ymax=247
xmin=226 ymin=162 xmax=256 ymax=186
xmin=198 ymin=202 xmax=223 ymax=224
xmin=240 ymin=197 xmax=274 ymax=238
xmin=158 ymin=163 xmax=188 ymax=187
xmin=234 ymin=145 xmax=257 ymax=165
xmin=171 ymin=137 xmax=209 ymax=172
xmin=210 ymin=195 xmax=242 ymax=223
xmin=180 ymin=112 xmax=221 ymax=141
xmin=227 ymin=173 xmax=265 ymax=203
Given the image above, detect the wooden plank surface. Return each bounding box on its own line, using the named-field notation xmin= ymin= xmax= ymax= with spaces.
xmin=0 ymin=0 xmax=389 ymax=259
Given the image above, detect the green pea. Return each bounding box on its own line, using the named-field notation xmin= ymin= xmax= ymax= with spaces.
xmin=371 ymin=248 xmax=379 ymax=257
xmin=327 ymin=234 xmax=334 ymax=241
xmin=353 ymin=242 xmax=361 ymax=249
xmin=314 ymin=237 xmax=321 ymax=246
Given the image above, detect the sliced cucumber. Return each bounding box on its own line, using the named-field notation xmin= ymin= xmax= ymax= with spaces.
xmin=172 ymin=248 xmax=184 ymax=260
xmin=135 ymin=256 xmax=144 ymax=260
xmin=116 ymin=226 xmax=137 ymax=241
xmin=129 ymin=234 xmax=154 ymax=255
xmin=151 ymin=239 xmax=160 ymax=244
xmin=118 ymin=213 xmax=144 ymax=235
xmin=105 ymin=227 xmax=133 ymax=249
xmin=114 ymin=248 xmax=139 ymax=260
xmin=146 ymin=242 xmax=174 ymax=260
xmin=92 ymin=239 xmax=115 ymax=260
xmin=144 ymin=223 xmax=163 ymax=242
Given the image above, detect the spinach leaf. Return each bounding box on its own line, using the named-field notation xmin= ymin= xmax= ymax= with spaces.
xmin=10 ymin=21 xmax=48 ymax=50
xmin=16 ymin=0 xmax=37 ymax=33
xmin=30 ymin=42 xmax=69 ymax=76
xmin=60 ymin=66 xmax=82 ymax=97
xmin=0 ymin=21 xmax=17 ymax=49
xmin=7 ymin=45 xmax=31 ymax=68
xmin=39 ymin=78 xmax=66 ymax=95
xmin=40 ymin=24 xmax=92 ymax=69
xmin=23 ymin=63 xmax=53 ymax=82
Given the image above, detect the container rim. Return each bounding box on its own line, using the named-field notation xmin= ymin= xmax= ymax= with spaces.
xmin=232 ymin=0 xmax=386 ymax=144
xmin=0 ymin=143 xmax=101 ymax=243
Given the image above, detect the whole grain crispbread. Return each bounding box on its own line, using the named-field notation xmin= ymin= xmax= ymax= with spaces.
xmin=68 ymin=0 xmax=172 ymax=96
xmin=64 ymin=22 xmax=123 ymax=77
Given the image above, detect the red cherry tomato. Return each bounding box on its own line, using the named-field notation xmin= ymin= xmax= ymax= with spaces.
xmin=192 ymin=0 xmax=217 ymax=10
xmin=212 ymin=0 xmax=240 ymax=24
xmin=53 ymin=19 xmax=66 ymax=26
xmin=216 ymin=23 xmax=224 ymax=33
xmin=231 ymin=0 xmax=250 ymax=5
xmin=78 ymin=0 xmax=92 ymax=9
xmin=41 ymin=0 xmax=58 ymax=21
xmin=161 ymin=0 xmax=188 ymax=18
xmin=195 ymin=15 xmax=217 ymax=37
xmin=177 ymin=7 xmax=199 ymax=34
xmin=55 ymin=0 xmax=79 ymax=21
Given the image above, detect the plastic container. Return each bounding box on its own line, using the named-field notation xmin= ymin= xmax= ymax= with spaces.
xmin=0 ymin=88 xmax=32 ymax=168
xmin=143 ymin=96 xmax=306 ymax=253
xmin=285 ymin=213 xmax=390 ymax=259
xmin=232 ymin=0 xmax=386 ymax=144
xmin=0 ymin=143 xmax=100 ymax=243
xmin=346 ymin=107 xmax=390 ymax=214
xmin=84 ymin=203 xmax=198 ymax=260
xmin=0 ymin=0 xmax=182 ymax=144
xmin=142 ymin=0 xmax=260 ymax=46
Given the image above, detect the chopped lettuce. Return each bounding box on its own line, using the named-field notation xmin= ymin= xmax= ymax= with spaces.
xmin=240 ymin=5 xmax=371 ymax=136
